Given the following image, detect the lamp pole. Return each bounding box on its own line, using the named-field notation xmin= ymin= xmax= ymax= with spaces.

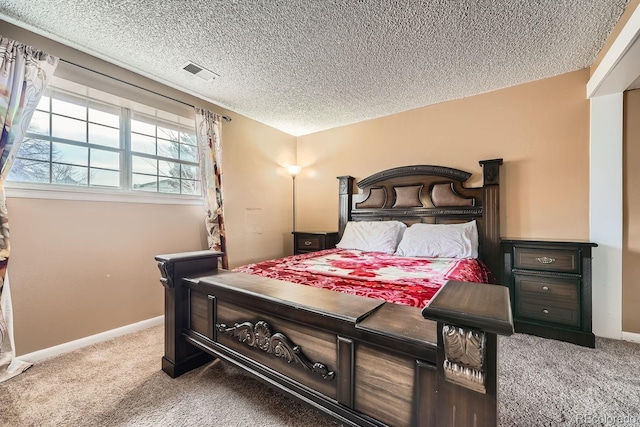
xmin=292 ymin=175 xmax=296 ymax=232
xmin=287 ymin=165 xmax=302 ymax=232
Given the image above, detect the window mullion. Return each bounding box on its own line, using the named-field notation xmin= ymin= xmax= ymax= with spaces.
xmin=85 ymin=97 xmax=90 ymax=186
xmin=122 ymin=108 xmax=132 ymax=190
xmin=48 ymin=92 xmax=53 ymax=184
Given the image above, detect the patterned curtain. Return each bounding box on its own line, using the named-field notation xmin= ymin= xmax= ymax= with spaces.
xmin=0 ymin=37 xmax=58 ymax=382
xmin=194 ymin=108 xmax=227 ymax=269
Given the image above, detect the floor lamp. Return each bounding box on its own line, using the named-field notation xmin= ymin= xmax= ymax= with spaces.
xmin=287 ymin=165 xmax=302 ymax=231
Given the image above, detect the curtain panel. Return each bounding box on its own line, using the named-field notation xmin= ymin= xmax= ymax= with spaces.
xmin=194 ymin=108 xmax=228 ymax=269
xmin=0 ymin=36 xmax=58 ymax=382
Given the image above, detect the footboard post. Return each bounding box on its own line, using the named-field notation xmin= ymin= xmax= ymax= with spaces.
xmin=422 ymin=280 xmax=513 ymax=427
xmin=155 ymin=251 xmax=222 ymax=378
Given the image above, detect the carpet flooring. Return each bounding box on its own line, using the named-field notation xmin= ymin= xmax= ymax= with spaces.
xmin=1 ymin=325 xmax=639 ymax=426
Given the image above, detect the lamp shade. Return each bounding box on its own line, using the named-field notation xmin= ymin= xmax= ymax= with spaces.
xmin=287 ymin=165 xmax=302 ymax=177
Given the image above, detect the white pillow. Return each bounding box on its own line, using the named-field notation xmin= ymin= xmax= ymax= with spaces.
xmin=395 ymin=221 xmax=479 ymax=259
xmin=336 ymin=221 xmax=407 ymax=254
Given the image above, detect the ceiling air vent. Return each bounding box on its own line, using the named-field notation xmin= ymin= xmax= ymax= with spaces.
xmin=181 ymin=61 xmax=218 ymax=81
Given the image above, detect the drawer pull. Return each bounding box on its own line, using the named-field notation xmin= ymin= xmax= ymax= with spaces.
xmin=542 ymin=286 xmax=550 ymax=291
xmin=542 ymin=309 xmax=549 ymax=314
xmin=535 ymin=256 xmax=556 ymax=264
xmin=304 ymin=240 xmax=313 ymax=246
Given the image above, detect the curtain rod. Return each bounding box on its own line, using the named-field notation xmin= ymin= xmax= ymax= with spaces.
xmin=59 ymin=58 xmax=232 ymax=122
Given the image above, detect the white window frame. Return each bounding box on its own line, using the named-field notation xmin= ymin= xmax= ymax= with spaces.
xmin=5 ymin=85 xmax=203 ymax=206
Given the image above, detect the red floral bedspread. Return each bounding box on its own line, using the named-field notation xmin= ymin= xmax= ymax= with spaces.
xmin=233 ymin=249 xmax=495 ymax=308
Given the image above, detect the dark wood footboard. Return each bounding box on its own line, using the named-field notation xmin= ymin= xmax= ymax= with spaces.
xmin=422 ymin=280 xmax=514 ymax=426
xmin=156 ymin=251 xmax=513 ymax=427
xmin=156 ymin=251 xmax=221 ymax=377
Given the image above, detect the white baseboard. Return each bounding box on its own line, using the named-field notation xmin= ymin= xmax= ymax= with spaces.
xmin=17 ymin=315 xmax=164 ymax=363
xmin=622 ymin=331 xmax=640 ymax=344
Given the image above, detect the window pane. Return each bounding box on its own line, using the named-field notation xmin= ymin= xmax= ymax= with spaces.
xmin=90 ymin=148 xmax=120 ymax=170
xmin=37 ymin=95 xmax=50 ymax=112
xmin=89 ymin=108 xmax=119 ymax=128
xmin=159 ymin=178 xmax=180 ymax=194
xmin=158 ymin=160 xmax=180 ymax=177
xmin=179 ymin=144 xmax=197 ymax=162
xmin=52 ymin=164 xmax=88 ymax=185
xmin=131 ymin=133 xmax=156 ymax=155
xmin=132 ymin=155 xmax=157 ymax=175
xmin=52 ymin=98 xmax=86 ymax=120
xmin=157 ymin=139 xmax=179 ymax=160
xmin=7 ymin=158 xmax=50 ymax=183
xmin=53 ymin=142 xmax=88 ymax=166
xmin=89 ymin=123 xmax=120 ymax=148
xmin=157 ymin=126 xmax=179 ymax=142
xmin=131 ymin=119 xmax=155 ymax=136
xmin=132 ymin=174 xmax=157 ymax=192
xmin=52 ymin=115 xmax=87 ymax=142
xmin=17 ymin=138 xmax=50 ymax=161
xmin=181 ymin=180 xmax=200 ymax=195
xmin=28 ymin=110 xmax=50 ymax=135
xmin=90 ymin=168 xmax=120 ymax=187
xmin=180 ymin=132 xmax=197 ymax=145
xmin=181 ymin=164 xmax=197 ymax=180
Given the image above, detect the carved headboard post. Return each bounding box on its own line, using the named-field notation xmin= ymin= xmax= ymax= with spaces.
xmin=479 ymin=159 xmax=503 ymax=279
xmin=337 ymin=176 xmax=355 ymax=238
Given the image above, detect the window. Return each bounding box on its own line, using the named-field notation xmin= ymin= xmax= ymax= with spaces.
xmin=8 ymin=88 xmax=200 ymax=198
xmin=130 ymin=113 xmax=200 ymax=195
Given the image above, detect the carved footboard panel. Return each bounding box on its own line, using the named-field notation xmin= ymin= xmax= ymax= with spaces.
xmin=156 ymin=251 xmax=513 ymax=427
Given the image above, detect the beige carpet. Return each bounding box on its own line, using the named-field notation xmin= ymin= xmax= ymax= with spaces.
xmin=1 ymin=325 xmax=639 ymax=426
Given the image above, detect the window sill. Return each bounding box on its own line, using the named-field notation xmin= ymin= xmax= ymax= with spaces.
xmin=4 ymin=184 xmax=204 ymax=206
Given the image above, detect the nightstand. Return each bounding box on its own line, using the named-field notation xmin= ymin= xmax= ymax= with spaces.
xmin=292 ymin=231 xmax=339 ymax=255
xmin=501 ymin=239 xmax=597 ymax=347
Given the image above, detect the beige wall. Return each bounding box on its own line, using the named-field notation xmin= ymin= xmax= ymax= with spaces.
xmin=296 ymin=70 xmax=591 ymax=241
xmin=2 ymin=21 xmax=296 ymax=355
xmin=7 ymin=200 xmax=205 ymax=353
xmin=222 ymin=112 xmax=299 ymax=268
xmin=623 ymin=89 xmax=640 ymax=333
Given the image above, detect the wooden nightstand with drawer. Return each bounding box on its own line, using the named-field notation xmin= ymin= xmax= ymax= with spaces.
xmin=293 ymin=231 xmax=339 ymax=255
xmin=501 ymin=239 xmax=597 ymax=347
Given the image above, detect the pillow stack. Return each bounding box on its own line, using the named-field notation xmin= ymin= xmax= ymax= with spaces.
xmin=336 ymin=220 xmax=478 ymax=259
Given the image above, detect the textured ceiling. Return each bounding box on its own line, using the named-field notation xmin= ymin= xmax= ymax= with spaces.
xmin=0 ymin=1 xmax=630 ymax=136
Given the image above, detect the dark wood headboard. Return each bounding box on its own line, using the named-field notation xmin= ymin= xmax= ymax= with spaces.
xmin=337 ymin=159 xmax=503 ymax=277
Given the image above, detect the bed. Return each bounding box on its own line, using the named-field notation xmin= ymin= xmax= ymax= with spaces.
xmin=156 ymin=159 xmax=513 ymax=427
xmin=233 ymin=247 xmax=495 ymax=309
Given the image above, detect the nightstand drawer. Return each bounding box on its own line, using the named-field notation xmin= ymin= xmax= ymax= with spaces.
xmin=513 ymin=247 xmax=579 ymax=273
xmin=292 ymin=231 xmax=339 ymax=254
xmin=515 ymin=300 xmax=580 ymax=327
xmin=296 ymin=236 xmax=321 ymax=250
xmin=514 ymin=274 xmax=580 ymax=327
xmin=514 ymin=275 xmax=580 ymax=304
